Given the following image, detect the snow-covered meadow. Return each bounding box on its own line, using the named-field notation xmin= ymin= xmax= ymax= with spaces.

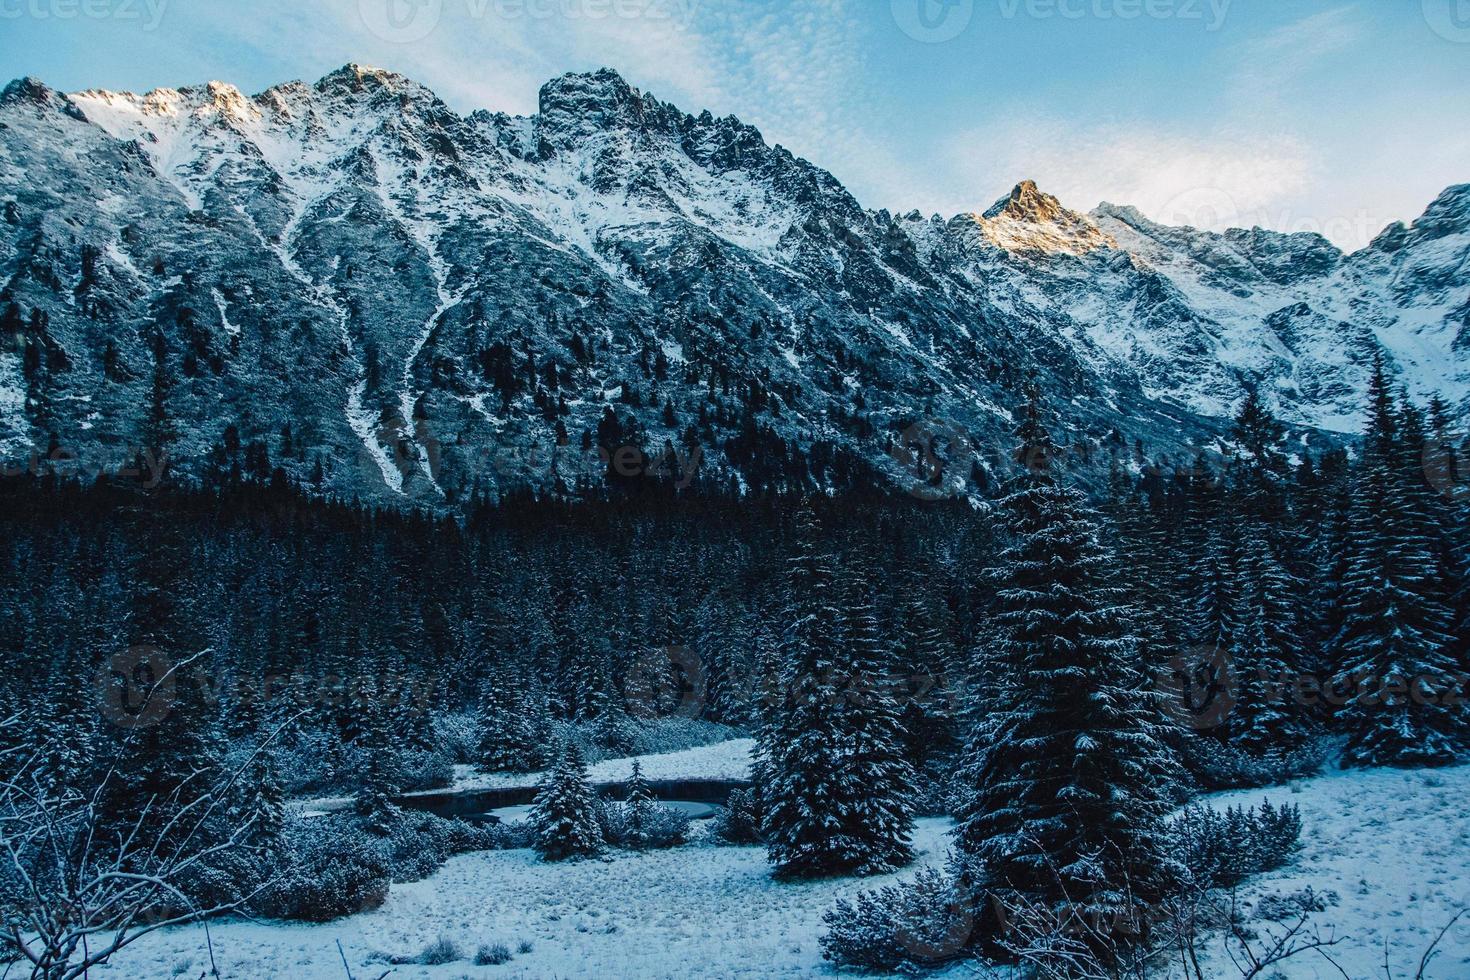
xmin=1189 ymin=765 xmax=1470 ymax=980
xmin=102 ymin=744 xmax=1470 ymax=979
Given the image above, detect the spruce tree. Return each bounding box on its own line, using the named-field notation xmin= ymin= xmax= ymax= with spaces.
xmin=476 ymin=666 xmax=545 ymax=773
xmin=354 ymin=695 xmax=400 ymax=833
xmin=35 ymin=645 xmax=96 ymax=793
xmin=896 ymin=589 xmax=958 ymax=768
xmin=763 ymin=505 xmax=852 ymax=878
xmin=951 ymin=386 xmax=1175 ymax=958
xmin=226 ymin=751 xmax=286 ymax=857
xmin=530 ymin=742 xmax=604 ymax=861
xmin=1228 ymin=532 xmax=1308 ymax=756
xmin=763 ymin=507 xmax=916 ymax=878
xmin=1229 ymin=389 xmax=1292 ymax=529
xmin=626 ymin=757 xmax=654 ymax=806
xmin=833 ymin=558 xmax=918 ymax=872
xmin=624 ymin=759 xmax=657 ymax=849
xmin=1329 ymin=358 xmax=1463 ymax=767
xmin=99 ymin=516 xmax=224 ymax=850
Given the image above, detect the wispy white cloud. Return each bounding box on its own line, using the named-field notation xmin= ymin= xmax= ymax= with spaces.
xmin=1228 ymin=3 xmax=1364 ymax=104
xmin=933 ymin=114 xmax=1315 ymax=229
xmin=99 ymin=0 xmax=1452 ymax=250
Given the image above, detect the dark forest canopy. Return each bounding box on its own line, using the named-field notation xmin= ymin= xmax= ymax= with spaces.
xmin=3 ymin=366 xmax=1466 ymax=801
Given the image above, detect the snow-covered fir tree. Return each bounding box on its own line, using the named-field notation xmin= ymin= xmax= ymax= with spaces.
xmin=896 ymin=587 xmax=959 ymax=767
xmin=531 ymin=741 xmax=604 ymax=861
xmin=99 ymin=520 xmax=226 ymax=848
xmin=476 ymin=666 xmax=547 ymax=773
xmin=591 ymin=684 xmax=638 ymax=756
xmin=626 ymin=758 xmax=654 ymax=807
xmin=1103 ymin=461 xmax=1175 ymax=662
xmin=227 ymin=752 xmax=286 ymax=856
xmin=762 ymin=506 xmax=852 ymax=878
xmin=34 ymin=646 xmax=96 ymax=793
xmin=763 ymin=506 xmax=917 ymax=879
xmin=1229 ymin=388 xmax=1294 ymax=529
xmin=354 ymin=694 xmax=401 ymax=834
xmin=1228 ymin=532 xmax=1309 ymax=756
xmin=951 ymin=385 xmax=1176 ymax=959
xmin=1329 ymin=357 xmax=1464 ymax=767
xmin=833 ymin=558 xmax=918 ymax=872
xmin=623 ymin=759 xmax=657 ymax=849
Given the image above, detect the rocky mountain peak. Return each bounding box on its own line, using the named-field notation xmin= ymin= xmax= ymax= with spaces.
xmin=1408 ymin=182 xmax=1470 ymax=241
xmin=312 ymin=63 xmax=438 ymax=109
xmin=536 ymin=67 xmax=650 ymax=145
xmin=1 ymin=77 xmax=56 ymax=108
xmin=971 ymin=179 xmax=1117 ymax=256
xmin=202 ymin=80 xmax=256 ymax=121
xmin=984 ymin=179 xmax=1059 ymax=221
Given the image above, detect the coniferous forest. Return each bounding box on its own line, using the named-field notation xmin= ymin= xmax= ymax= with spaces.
xmin=2 ymin=354 xmax=1468 ymax=976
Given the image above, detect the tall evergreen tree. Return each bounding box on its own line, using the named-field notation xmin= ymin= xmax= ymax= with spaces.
xmin=354 ymin=693 xmax=400 ymax=833
xmin=1329 ymin=356 xmax=1463 ymax=767
xmin=625 ymin=757 xmax=654 ymax=807
xmin=99 ymin=516 xmax=224 ymax=848
xmin=951 ymin=386 xmax=1176 ymax=958
xmin=476 ymin=666 xmax=546 ymax=773
xmin=1228 ymin=532 xmax=1308 ymax=756
xmin=530 ymin=742 xmax=604 ymax=861
xmin=833 ymin=558 xmax=918 ymax=871
xmin=623 ymin=758 xmax=658 ymax=849
xmin=896 ymin=587 xmax=958 ymax=768
xmin=763 ymin=505 xmax=853 ymax=878
xmin=764 ymin=506 xmax=916 ymax=879
xmin=1229 ymin=388 xmax=1292 ymax=529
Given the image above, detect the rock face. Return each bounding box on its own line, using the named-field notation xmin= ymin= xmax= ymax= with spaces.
xmin=0 ymin=65 xmax=1466 ymax=505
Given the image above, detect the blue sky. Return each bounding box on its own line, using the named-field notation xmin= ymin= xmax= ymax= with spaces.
xmin=3 ymin=0 xmax=1467 ymax=249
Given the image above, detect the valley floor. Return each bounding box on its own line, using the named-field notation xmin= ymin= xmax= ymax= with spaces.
xmin=103 ymin=748 xmax=1470 ymax=979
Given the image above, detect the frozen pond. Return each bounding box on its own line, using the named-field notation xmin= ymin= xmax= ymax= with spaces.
xmin=485 ymin=801 xmax=717 ymax=824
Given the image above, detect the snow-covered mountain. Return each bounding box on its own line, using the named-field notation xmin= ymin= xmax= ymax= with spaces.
xmin=1 ymin=65 xmax=1465 ymax=505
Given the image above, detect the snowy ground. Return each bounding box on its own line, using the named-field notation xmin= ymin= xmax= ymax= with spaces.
xmin=102 ymin=818 xmax=957 ymax=979
xmin=103 ymin=750 xmax=1470 ymax=979
xmin=1189 ymin=764 xmax=1470 ymax=980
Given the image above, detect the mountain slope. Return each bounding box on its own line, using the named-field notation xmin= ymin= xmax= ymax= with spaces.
xmin=0 ymin=66 xmax=1465 ymax=505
